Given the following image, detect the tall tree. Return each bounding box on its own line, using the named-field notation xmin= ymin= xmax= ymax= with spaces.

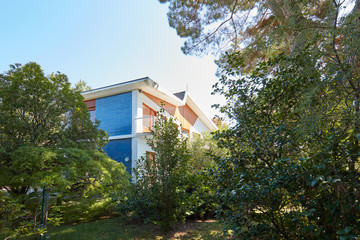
xmin=119 ymin=109 xmax=190 ymax=230
xmin=0 ymin=63 xmax=105 ymax=153
xmin=161 ymin=0 xmax=360 ymax=192
xmin=212 ymin=48 xmax=360 ymax=239
xmin=0 ymin=62 xmax=129 ymax=229
xmin=75 ymin=79 xmax=92 ymax=92
xmin=161 ymin=0 xmax=360 ymax=139
xmin=159 ymin=0 xmax=360 ymax=238
xmin=160 ymin=0 xmax=359 ymax=70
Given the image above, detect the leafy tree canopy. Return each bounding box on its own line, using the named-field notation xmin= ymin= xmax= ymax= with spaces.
xmin=160 ymin=0 xmax=360 ymax=238
xmin=0 ymin=62 xmax=129 ymax=204
xmin=0 ymin=62 xmax=106 ymax=151
xmin=212 ymin=44 xmax=360 ymax=239
xmin=75 ymin=79 xmax=92 ymax=92
xmin=131 ymin=109 xmax=190 ymax=230
xmin=160 ymin=0 xmax=360 ymax=74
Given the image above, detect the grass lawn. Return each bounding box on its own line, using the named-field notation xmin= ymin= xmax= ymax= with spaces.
xmin=45 ymin=218 xmax=234 ymax=240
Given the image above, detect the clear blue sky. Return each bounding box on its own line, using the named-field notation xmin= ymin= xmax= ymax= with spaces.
xmin=0 ymin=0 xmax=223 ymax=118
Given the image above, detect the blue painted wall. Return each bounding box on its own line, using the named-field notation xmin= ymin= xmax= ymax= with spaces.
xmin=104 ymin=139 xmax=132 ymax=173
xmin=96 ymin=92 xmax=132 ymax=136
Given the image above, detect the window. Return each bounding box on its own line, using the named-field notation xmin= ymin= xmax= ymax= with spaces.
xmin=89 ymin=110 xmax=96 ymax=122
xmin=181 ymin=128 xmax=189 ymax=136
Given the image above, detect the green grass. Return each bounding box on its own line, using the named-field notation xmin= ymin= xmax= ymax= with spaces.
xmin=45 ymin=218 xmax=234 ymax=240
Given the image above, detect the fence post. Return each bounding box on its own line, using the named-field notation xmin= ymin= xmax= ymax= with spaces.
xmin=39 ymin=185 xmax=46 ymax=240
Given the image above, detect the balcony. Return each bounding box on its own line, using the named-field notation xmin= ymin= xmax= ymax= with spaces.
xmin=135 ymin=116 xmax=187 ymax=137
xmin=135 ymin=116 xmax=156 ymax=133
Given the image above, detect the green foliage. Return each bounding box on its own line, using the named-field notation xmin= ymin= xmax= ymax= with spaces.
xmin=186 ymin=132 xmax=226 ymax=219
xmin=118 ymin=111 xmax=224 ymax=230
xmin=213 ymin=50 xmax=360 ymax=239
xmin=0 ymin=191 xmax=37 ymax=239
xmin=159 ymin=1 xmax=360 ymax=238
xmin=160 ymin=0 xmax=360 ymax=77
xmin=119 ymin=109 xmax=191 ymax=230
xmin=0 ymin=62 xmax=107 ymax=152
xmin=0 ymin=62 xmax=130 ymax=235
xmin=75 ymin=79 xmax=92 ymax=92
xmin=52 ymin=149 xmax=130 ymax=223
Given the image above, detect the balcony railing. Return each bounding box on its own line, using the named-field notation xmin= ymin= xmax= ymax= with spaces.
xmin=135 ymin=116 xmax=156 ymax=133
xmin=135 ymin=116 xmax=185 ymax=135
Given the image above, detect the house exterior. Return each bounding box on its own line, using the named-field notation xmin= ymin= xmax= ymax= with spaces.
xmin=82 ymin=77 xmax=217 ymax=174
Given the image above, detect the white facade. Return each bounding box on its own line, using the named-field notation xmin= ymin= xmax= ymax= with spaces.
xmin=82 ymin=77 xmax=217 ymax=174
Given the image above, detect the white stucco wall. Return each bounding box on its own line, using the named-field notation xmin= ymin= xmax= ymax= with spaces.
xmin=133 ymin=91 xmax=213 ymax=169
xmin=138 ymin=91 xmax=173 ymax=118
xmin=132 ymin=136 xmax=154 ymax=169
xmin=191 ymin=118 xmax=210 ymax=134
xmin=134 ymin=91 xmax=174 ymax=134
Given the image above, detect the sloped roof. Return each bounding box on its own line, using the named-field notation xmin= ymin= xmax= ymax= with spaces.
xmin=82 ymin=77 xmax=217 ymax=131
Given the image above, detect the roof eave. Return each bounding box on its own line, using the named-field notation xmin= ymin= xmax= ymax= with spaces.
xmin=82 ymin=77 xmax=183 ymax=106
xmin=186 ymin=95 xmax=218 ymax=131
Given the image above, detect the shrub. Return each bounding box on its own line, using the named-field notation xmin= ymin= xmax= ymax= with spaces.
xmin=118 ymin=109 xmax=190 ymax=230
xmin=213 ymin=51 xmax=360 ymax=239
xmin=0 ymin=191 xmax=37 ymax=239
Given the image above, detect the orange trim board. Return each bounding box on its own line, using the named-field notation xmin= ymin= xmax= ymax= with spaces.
xmin=142 ymin=92 xmax=176 ymax=115
xmin=142 ymin=91 xmax=198 ymax=131
xmin=85 ymin=99 xmax=96 ymax=111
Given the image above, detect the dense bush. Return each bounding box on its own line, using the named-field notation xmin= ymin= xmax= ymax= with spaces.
xmin=213 ymin=51 xmax=360 ymax=239
xmin=185 ymin=132 xmax=227 ymax=219
xmin=49 ymin=149 xmax=130 ymax=224
xmin=117 ymin=110 xmax=221 ymax=230
xmin=0 ymin=191 xmax=38 ymax=239
xmin=118 ymin=109 xmax=190 ymax=230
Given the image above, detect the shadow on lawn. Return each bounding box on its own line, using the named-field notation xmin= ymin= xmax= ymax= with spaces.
xmin=47 ymin=218 xmax=235 ymax=240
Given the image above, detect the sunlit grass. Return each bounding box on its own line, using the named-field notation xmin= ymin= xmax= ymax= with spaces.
xmin=46 ymin=218 xmax=235 ymax=240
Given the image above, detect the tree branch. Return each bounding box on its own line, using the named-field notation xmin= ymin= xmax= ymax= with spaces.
xmin=188 ymin=0 xmax=201 ymax=26
xmin=191 ymin=0 xmax=239 ymax=49
xmin=331 ymin=0 xmax=357 ymax=93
